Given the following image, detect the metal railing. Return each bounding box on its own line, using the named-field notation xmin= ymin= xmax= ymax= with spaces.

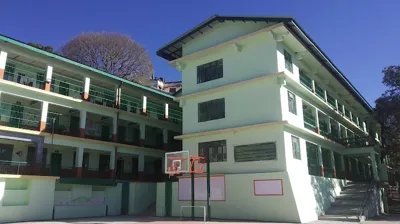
xmin=120 ymin=94 xmax=141 ymax=113
xmin=51 ymin=72 xmax=83 ymax=99
xmin=89 ymin=85 xmax=115 ymax=108
xmin=303 ymin=111 xmax=316 ymax=131
xmin=341 ymin=136 xmax=376 ymax=148
xmin=0 ymin=160 xmax=31 ymax=175
xmin=358 ymin=182 xmax=375 ymax=221
xmin=147 ymin=101 xmax=165 ymax=119
xmin=315 ymin=84 xmax=325 ymax=100
xmin=0 ymin=101 xmax=40 ymax=130
xmin=300 ymin=72 xmax=313 ymax=91
xmin=4 ymin=59 xmax=46 ymax=89
xmin=169 ymin=108 xmax=182 ymax=123
xmin=327 ymin=94 xmax=336 ymax=109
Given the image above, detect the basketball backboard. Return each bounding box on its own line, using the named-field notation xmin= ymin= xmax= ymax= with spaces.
xmin=165 ymin=150 xmax=190 ymax=174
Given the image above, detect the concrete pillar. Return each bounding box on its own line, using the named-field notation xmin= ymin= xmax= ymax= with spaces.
xmin=83 ymin=77 xmax=90 ymax=100
xmin=76 ymin=147 xmax=84 ymax=178
xmin=139 ymin=123 xmax=145 ymax=146
xmin=324 ymin=90 xmax=328 ymax=103
xmin=112 ymin=116 xmax=118 ymax=142
xmin=44 ymin=65 xmax=53 ymax=91
xmin=315 ymin=108 xmax=320 ymax=134
xmin=349 ymin=111 xmax=353 ymax=121
xmin=34 ymin=140 xmax=44 ymax=175
xmin=342 ymin=105 xmax=345 ymax=117
xmin=115 ymin=86 xmax=121 ymax=108
xmin=331 ymin=151 xmax=336 ymax=178
xmin=165 ymin=103 xmax=169 ymax=119
xmin=110 ymin=149 xmax=116 ymax=179
xmin=334 ymin=99 xmax=338 ymax=112
xmin=317 ymin=145 xmax=324 ymax=177
xmin=46 ymin=149 xmax=51 ymax=167
xmin=141 ymin=96 xmax=147 ymax=115
xmin=363 ymin=121 xmax=367 ymax=133
xmin=356 ymin=117 xmax=360 ymax=127
xmin=311 ymin=80 xmax=316 ymax=94
xmin=370 ymin=152 xmax=379 ymax=181
xmin=79 ymin=110 xmax=86 ymax=138
xmin=340 ymin=154 xmax=345 ymax=172
xmin=0 ymin=51 xmax=7 ymax=79
xmin=327 ymin=118 xmax=332 ymax=137
xmin=138 ymin=154 xmax=145 ymax=180
xmin=337 ymin=122 xmax=342 ymax=139
xmin=355 ymin=159 xmax=360 ymax=175
xmin=163 ymin=129 xmax=168 ymax=151
xmin=39 ymin=101 xmax=49 ymax=132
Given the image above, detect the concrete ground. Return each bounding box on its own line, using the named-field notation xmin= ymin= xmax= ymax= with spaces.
xmin=11 ymin=215 xmax=400 ymax=224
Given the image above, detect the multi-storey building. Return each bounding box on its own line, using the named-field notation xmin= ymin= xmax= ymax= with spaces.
xmin=156 ymin=15 xmax=388 ymax=222
xmin=0 ymin=34 xmax=182 ymax=182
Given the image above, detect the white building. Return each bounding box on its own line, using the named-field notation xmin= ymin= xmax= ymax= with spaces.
xmin=156 ymin=15 xmax=387 ymax=223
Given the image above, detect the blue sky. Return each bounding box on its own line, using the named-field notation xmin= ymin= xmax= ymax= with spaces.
xmin=2 ymin=0 xmax=398 ymax=106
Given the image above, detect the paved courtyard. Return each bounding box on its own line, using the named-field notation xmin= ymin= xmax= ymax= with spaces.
xmin=11 ymin=215 xmax=400 ymax=224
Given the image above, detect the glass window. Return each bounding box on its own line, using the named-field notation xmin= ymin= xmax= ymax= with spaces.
xmin=198 ymin=98 xmax=225 ymax=122
xmin=197 ymin=59 xmax=223 ymax=84
xmin=284 ymin=50 xmax=293 ymax=73
xmin=288 ymin=91 xmax=297 ymax=115
xmin=292 ymin=136 xmax=301 ymax=160
xmin=234 ymin=142 xmax=276 ymax=162
xmin=198 ymin=140 xmax=227 ymax=162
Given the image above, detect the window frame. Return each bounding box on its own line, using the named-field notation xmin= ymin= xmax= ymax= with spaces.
xmin=291 ymin=136 xmax=301 ymax=160
xmin=198 ymin=98 xmax=225 ymax=122
xmin=288 ymin=91 xmax=297 ymax=115
xmin=198 ymin=140 xmax=227 ymax=163
xmin=234 ymin=142 xmax=277 ymax=162
xmin=197 ymin=59 xmax=223 ymax=84
xmin=284 ymin=50 xmax=293 ymax=73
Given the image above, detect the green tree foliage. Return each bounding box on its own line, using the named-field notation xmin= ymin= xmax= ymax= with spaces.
xmin=375 ymin=66 xmax=400 ymax=162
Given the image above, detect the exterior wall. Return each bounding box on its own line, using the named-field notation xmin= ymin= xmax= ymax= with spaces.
xmin=128 ymin=182 xmax=157 ymax=215
xmin=182 ymin=77 xmax=282 ymax=134
xmin=183 ymin=125 xmax=286 ymax=174
xmin=183 ymin=21 xmax=274 ymax=56
xmin=280 ymin=85 xmax=304 ymax=129
xmin=181 ymin=32 xmax=278 ymax=95
xmin=0 ymin=176 xmax=57 ymax=223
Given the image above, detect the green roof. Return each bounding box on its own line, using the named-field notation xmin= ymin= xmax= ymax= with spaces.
xmin=0 ymin=34 xmax=175 ymax=99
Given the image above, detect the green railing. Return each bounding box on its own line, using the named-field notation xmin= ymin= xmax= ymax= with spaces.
xmin=89 ymin=85 xmax=115 ymax=108
xmin=303 ymin=110 xmax=316 ymax=131
xmin=307 ymin=142 xmax=319 ymax=176
xmin=169 ymin=108 xmax=182 ymax=123
xmin=344 ymin=108 xmax=351 ymax=120
xmin=4 ymin=59 xmax=46 ymax=89
xmin=327 ymin=93 xmax=336 ymax=109
xmin=341 ymin=136 xmax=375 ymax=148
xmin=337 ymin=102 xmax=344 ymax=115
xmin=300 ymin=71 xmax=313 ymax=91
xmin=45 ymin=111 xmax=79 ymax=136
xmin=51 ymin=72 xmax=83 ymax=99
xmin=315 ymin=84 xmax=325 ymax=100
xmin=147 ymin=101 xmax=164 ymax=118
xmin=0 ymin=101 xmax=40 ymax=130
xmin=319 ymin=120 xmax=329 ymax=137
xmin=120 ymin=94 xmax=141 ymax=113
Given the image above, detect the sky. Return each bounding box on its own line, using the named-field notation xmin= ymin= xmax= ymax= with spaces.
xmin=2 ymin=0 xmax=398 ymax=106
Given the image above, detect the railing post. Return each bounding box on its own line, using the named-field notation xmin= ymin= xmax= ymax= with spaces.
xmin=141 ymin=96 xmax=147 ymax=115
xmin=39 ymin=101 xmax=49 ymax=132
xmin=80 ymin=110 xmax=87 ymax=138
xmin=115 ymin=85 xmax=121 ymax=108
xmin=317 ymin=145 xmax=324 ymax=177
xmin=311 ymin=80 xmax=316 ymax=94
xmin=0 ymin=51 xmax=8 ymax=80
xmin=315 ymin=108 xmax=320 ymax=134
xmin=334 ymin=99 xmax=338 ymax=112
xmin=83 ymin=77 xmax=90 ymax=100
xmin=139 ymin=123 xmax=145 ymax=146
xmin=165 ymin=103 xmax=169 ymax=119
xmin=44 ymin=65 xmax=53 ymax=91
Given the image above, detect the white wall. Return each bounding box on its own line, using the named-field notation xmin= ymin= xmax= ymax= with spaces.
xmin=128 ymin=182 xmax=157 ymax=215
xmin=181 ymin=32 xmax=278 ymax=96
xmin=183 ymin=125 xmax=286 ymax=174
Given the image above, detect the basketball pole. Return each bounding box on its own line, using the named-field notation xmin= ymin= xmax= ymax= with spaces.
xmin=191 ymin=158 xmax=195 ymax=221
xmin=206 ymin=152 xmax=211 ymax=221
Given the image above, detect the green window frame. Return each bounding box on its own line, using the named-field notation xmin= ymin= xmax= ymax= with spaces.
xmin=198 ymin=140 xmax=227 ymax=162
xmin=284 ymin=50 xmax=293 ymax=73
xmin=291 ymin=136 xmax=301 ymax=160
xmin=288 ymin=91 xmax=297 ymax=115
xmin=234 ymin=142 xmax=277 ymax=162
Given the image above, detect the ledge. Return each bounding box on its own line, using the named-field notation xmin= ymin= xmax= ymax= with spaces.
xmin=0 ymin=174 xmax=60 ymax=180
xmin=175 ymin=121 xmax=287 ymax=140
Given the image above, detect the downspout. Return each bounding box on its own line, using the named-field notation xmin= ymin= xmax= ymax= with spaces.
xmin=114 ymin=81 xmax=122 ymax=181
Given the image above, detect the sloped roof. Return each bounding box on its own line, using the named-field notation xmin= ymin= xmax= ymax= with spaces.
xmin=157 ymin=15 xmax=373 ymax=112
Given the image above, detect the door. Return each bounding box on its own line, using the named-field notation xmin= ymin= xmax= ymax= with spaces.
xmin=121 ymin=182 xmax=130 ymax=215
xmin=132 ymin=157 xmax=138 ymax=180
xmin=101 ymin=125 xmax=110 ymax=141
xmin=27 ymin=146 xmax=35 ymax=165
xmin=118 ymin=126 xmax=126 ymax=143
xmin=99 ymin=154 xmax=110 ymax=172
xmin=165 ymin=181 xmax=172 ymax=216
xmin=50 ymin=153 xmax=62 ymax=176
xmin=154 ymin=158 xmax=163 ymax=181
xmin=116 ymin=159 xmax=124 ymax=179
xmin=70 ymin=116 xmax=80 ymax=137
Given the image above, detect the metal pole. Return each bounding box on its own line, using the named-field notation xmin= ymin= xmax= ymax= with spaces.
xmin=191 ymin=158 xmax=195 ymax=221
xmin=206 ymin=151 xmax=211 ymax=221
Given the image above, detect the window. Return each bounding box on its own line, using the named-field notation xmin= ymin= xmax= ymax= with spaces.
xmin=306 ymin=142 xmax=319 ymax=176
xmin=198 ymin=98 xmax=225 ymax=122
xmin=284 ymin=50 xmax=293 ymax=73
xmin=198 ymin=140 xmax=227 ymax=162
xmin=288 ymin=91 xmax=297 ymax=115
xmin=291 ymin=136 xmax=301 ymax=160
xmin=234 ymin=142 xmax=276 ymax=162
xmin=197 ymin=59 xmax=223 ymax=84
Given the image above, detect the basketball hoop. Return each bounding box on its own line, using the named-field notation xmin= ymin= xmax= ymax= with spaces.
xmin=165 ymin=151 xmax=207 ymax=177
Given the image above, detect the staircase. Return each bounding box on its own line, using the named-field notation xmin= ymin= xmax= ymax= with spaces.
xmin=319 ymin=183 xmax=371 ymax=222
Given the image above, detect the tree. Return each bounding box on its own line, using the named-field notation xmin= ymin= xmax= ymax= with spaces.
xmin=59 ymin=32 xmax=153 ymax=85
xmin=28 ymin=42 xmax=54 ymax=53
xmin=375 ymin=66 xmax=400 ymax=164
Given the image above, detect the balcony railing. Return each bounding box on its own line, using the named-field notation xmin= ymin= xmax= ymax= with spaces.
xmin=0 ymin=160 xmax=32 ymax=175
xmin=315 ymin=84 xmax=325 ymax=100
xmin=169 ymin=108 xmax=182 ymax=123
xmin=319 ymin=120 xmax=329 ymax=137
xmin=89 ymin=85 xmax=115 ymax=108
xmin=300 ymin=72 xmax=313 ymax=91
xmin=120 ymin=94 xmax=141 ymax=113
xmin=327 ymin=94 xmax=336 ymax=109
xmin=51 ymin=72 xmax=83 ymax=99
xmin=4 ymin=59 xmax=46 ymax=90
xmin=147 ymin=101 xmax=164 ymax=119
xmin=0 ymin=101 xmax=40 ymax=130
xmin=340 ymin=136 xmax=377 ymax=148
xmin=303 ymin=111 xmax=316 ymax=131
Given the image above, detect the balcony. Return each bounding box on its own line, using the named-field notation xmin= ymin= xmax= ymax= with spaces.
xmin=340 ymin=136 xmax=378 ymax=148
xmin=51 ymin=72 xmax=83 ymax=99
xmin=0 ymin=160 xmax=33 ymax=175
xmin=303 ymin=108 xmax=317 ymax=132
xmin=0 ymin=101 xmax=40 ymax=131
xmin=300 ymin=71 xmax=313 ymax=91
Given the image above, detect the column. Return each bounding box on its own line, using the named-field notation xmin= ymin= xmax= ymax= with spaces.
xmin=335 ymin=99 xmax=338 ymax=112
xmin=82 ymin=77 xmax=90 ymax=100
xmin=337 ymin=122 xmax=342 ymax=139
xmin=139 ymin=123 xmax=146 ymax=146
xmin=331 ymin=151 xmax=336 ymax=178
xmin=141 ymin=96 xmax=147 ymax=115
xmin=327 ymin=118 xmax=332 ymax=139
xmin=342 ymin=105 xmax=345 ymax=117
xmin=370 ymin=152 xmax=379 ymax=181
xmin=43 ymin=65 xmax=53 ymax=91
xmin=349 ymin=111 xmax=353 ymax=121
xmin=34 ymin=140 xmax=44 ymax=175
xmin=112 ymin=116 xmax=118 ymax=142
xmin=163 ymin=129 xmax=168 ymax=151
xmin=340 ymin=154 xmax=345 ymax=178
xmin=79 ymin=110 xmax=87 ymax=138
xmin=356 ymin=117 xmax=360 ymax=126
xmin=317 ymin=145 xmax=324 ymax=177
xmin=324 ymin=90 xmax=328 ymax=103
xmin=165 ymin=103 xmax=169 ymax=119
xmin=110 ymin=149 xmax=116 ymax=179
xmin=46 ymin=149 xmax=52 ymax=167
xmin=0 ymin=51 xmax=7 ymax=79
xmin=311 ymin=80 xmax=316 ymax=94
xmin=355 ymin=159 xmax=360 ymax=177
xmin=348 ymin=158 xmax=352 ymax=180
xmin=363 ymin=121 xmax=367 ymax=133
xmin=138 ymin=154 xmax=145 ymax=180
xmin=39 ymin=101 xmax=49 ymax=132
xmin=315 ymin=108 xmax=320 ymax=134
xmin=76 ymin=147 xmax=84 ymax=178
xmin=115 ymin=85 xmax=121 ymax=108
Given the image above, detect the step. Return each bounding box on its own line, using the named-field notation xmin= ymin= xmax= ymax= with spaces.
xmin=337 ymin=193 xmax=365 ymax=199
xmin=331 ymin=200 xmax=362 ymax=207
xmin=325 ymin=207 xmax=360 ymax=216
xmin=319 ymin=214 xmax=359 ymax=222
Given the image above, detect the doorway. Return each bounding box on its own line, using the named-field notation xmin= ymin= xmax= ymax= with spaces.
xmin=50 ymin=153 xmax=62 ymax=176
xmin=116 ymin=159 xmax=124 ymax=179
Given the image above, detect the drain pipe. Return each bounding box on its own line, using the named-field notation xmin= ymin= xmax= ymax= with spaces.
xmin=113 ymin=81 xmax=122 ymax=181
